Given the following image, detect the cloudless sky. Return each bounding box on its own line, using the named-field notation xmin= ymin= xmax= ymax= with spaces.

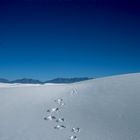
xmin=0 ymin=0 xmax=140 ymax=80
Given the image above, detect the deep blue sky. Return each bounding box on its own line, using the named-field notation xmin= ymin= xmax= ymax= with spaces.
xmin=0 ymin=0 xmax=140 ymax=80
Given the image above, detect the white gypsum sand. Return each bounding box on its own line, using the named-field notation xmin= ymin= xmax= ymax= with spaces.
xmin=0 ymin=73 xmax=140 ymax=140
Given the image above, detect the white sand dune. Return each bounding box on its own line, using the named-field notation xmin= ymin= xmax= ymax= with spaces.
xmin=0 ymin=73 xmax=140 ymax=140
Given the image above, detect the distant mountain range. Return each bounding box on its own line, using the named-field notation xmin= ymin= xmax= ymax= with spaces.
xmin=0 ymin=77 xmax=92 ymax=84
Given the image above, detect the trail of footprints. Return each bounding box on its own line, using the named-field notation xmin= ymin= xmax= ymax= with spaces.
xmin=43 ymin=88 xmax=81 ymax=140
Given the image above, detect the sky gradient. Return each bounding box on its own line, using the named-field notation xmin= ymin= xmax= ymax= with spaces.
xmin=0 ymin=0 xmax=140 ymax=80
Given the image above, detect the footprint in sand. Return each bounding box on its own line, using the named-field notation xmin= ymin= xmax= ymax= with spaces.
xmin=70 ymin=88 xmax=78 ymax=96
xmin=54 ymin=125 xmax=66 ymax=130
xmin=47 ymin=108 xmax=60 ymax=113
xmin=69 ymin=135 xmax=78 ymax=140
xmin=56 ymin=118 xmax=65 ymax=123
xmin=44 ymin=115 xmax=56 ymax=121
xmin=71 ymin=128 xmax=81 ymax=133
xmin=55 ymin=98 xmax=65 ymax=106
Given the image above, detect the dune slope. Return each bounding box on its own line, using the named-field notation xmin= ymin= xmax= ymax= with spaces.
xmin=0 ymin=73 xmax=140 ymax=140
